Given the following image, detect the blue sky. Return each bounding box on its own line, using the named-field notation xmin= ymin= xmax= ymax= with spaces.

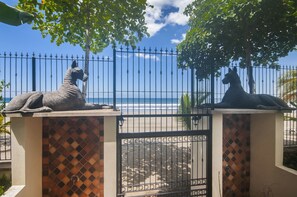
xmin=0 ymin=0 xmax=296 ymax=65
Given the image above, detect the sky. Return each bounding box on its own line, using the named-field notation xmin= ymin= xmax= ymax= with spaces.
xmin=0 ymin=0 xmax=296 ymax=65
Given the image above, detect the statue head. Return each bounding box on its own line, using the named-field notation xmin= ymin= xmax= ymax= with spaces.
xmin=222 ymin=67 xmax=240 ymax=85
xmin=64 ymin=61 xmax=88 ymax=85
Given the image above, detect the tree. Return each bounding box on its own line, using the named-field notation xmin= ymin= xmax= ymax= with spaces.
xmin=279 ymin=70 xmax=297 ymax=121
xmin=178 ymin=92 xmax=210 ymax=130
xmin=279 ymin=70 xmax=297 ymax=103
xmin=0 ymin=1 xmax=34 ymax=26
xmin=18 ymin=0 xmax=149 ymax=97
xmin=178 ymin=0 xmax=297 ymax=93
xmin=0 ymin=81 xmax=10 ymax=134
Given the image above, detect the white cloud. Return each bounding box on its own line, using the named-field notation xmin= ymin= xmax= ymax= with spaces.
xmin=170 ymin=33 xmax=186 ymax=44
xmin=171 ymin=39 xmax=181 ymax=44
xmin=145 ymin=0 xmax=194 ymax=37
xmin=117 ymin=52 xmax=160 ymax=61
xmin=116 ymin=54 xmax=130 ymax=59
xmin=146 ymin=23 xmax=166 ymax=37
xmin=147 ymin=0 xmax=172 ymax=8
xmin=145 ymin=3 xmax=166 ymax=36
xmin=136 ymin=53 xmax=160 ymax=61
xmin=166 ymin=12 xmax=189 ymax=26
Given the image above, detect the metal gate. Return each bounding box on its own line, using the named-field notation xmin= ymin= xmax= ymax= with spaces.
xmin=114 ymin=47 xmax=212 ymax=196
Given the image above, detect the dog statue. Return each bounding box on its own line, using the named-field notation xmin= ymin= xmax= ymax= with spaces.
xmin=211 ymin=67 xmax=292 ymax=110
xmin=2 ymin=61 xmax=112 ymax=113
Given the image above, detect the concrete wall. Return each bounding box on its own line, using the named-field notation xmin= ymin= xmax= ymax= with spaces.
xmin=9 ymin=117 xmax=42 ymax=197
xmin=251 ymin=113 xmax=297 ymax=197
xmin=212 ymin=112 xmax=223 ymax=197
xmin=5 ymin=110 xmax=297 ymax=196
xmin=104 ymin=116 xmax=117 ymax=197
xmin=212 ymin=110 xmax=297 ymax=197
xmin=4 ymin=110 xmax=119 ymax=197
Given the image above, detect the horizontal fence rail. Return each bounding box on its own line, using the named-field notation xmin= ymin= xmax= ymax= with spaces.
xmin=0 ymin=52 xmax=114 ymax=104
xmin=0 ymin=52 xmax=114 ymax=161
xmin=215 ymin=65 xmax=297 ymax=147
xmin=114 ymin=47 xmax=212 ymax=133
xmin=117 ymin=131 xmax=209 ymax=196
xmin=114 ymin=47 xmax=212 ymax=196
xmin=0 ymin=51 xmax=296 ymax=152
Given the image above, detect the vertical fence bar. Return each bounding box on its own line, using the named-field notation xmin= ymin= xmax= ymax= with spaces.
xmin=211 ymin=64 xmax=215 ymax=109
xmin=191 ymin=66 xmax=195 ymax=108
xmin=207 ymin=120 xmax=213 ymax=197
xmin=32 ymin=56 xmax=36 ymax=91
xmin=208 ymin=63 xmax=214 ymax=196
xmin=113 ymin=47 xmax=117 ymax=111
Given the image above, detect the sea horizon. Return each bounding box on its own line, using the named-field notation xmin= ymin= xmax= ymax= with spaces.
xmin=3 ymin=97 xmax=180 ymax=112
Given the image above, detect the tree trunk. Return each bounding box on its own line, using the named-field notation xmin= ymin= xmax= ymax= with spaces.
xmin=82 ymin=32 xmax=90 ymax=99
xmin=82 ymin=3 xmax=91 ymax=99
xmin=244 ymin=37 xmax=255 ymax=94
xmin=247 ymin=64 xmax=255 ymax=94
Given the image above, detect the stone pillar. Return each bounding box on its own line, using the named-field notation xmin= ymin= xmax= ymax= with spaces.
xmin=212 ymin=112 xmax=223 ymax=197
xmin=4 ymin=110 xmax=120 ymax=197
xmin=211 ymin=109 xmax=297 ymax=197
xmin=104 ymin=116 xmax=117 ymax=197
xmin=10 ymin=117 xmax=42 ymax=197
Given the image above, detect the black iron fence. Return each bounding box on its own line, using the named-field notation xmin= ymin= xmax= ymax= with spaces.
xmin=0 ymin=52 xmax=114 ymax=104
xmin=217 ymin=65 xmax=297 ymax=147
xmin=0 ymin=52 xmax=114 ymax=161
xmin=114 ymin=47 xmax=212 ymax=196
xmin=0 ymin=50 xmax=296 ymax=153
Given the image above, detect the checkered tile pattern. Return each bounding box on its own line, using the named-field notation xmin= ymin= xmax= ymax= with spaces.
xmin=42 ymin=117 xmax=104 ymax=197
xmin=223 ymin=114 xmax=250 ymax=197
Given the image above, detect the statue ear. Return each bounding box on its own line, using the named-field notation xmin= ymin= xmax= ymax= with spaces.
xmin=71 ymin=60 xmax=78 ymax=68
xmin=233 ymin=67 xmax=237 ymax=73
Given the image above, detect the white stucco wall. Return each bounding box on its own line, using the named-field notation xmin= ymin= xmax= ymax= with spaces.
xmin=250 ymin=113 xmax=297 ymax=197
xmin=104 ymin=116 xmax=117 ymax=197
xmin=212 ymin=110 xmax=297 ymax=197
xmin=10 ymin=117 xmax=42 ymax=197
xmin=212 ymin=112 xmax=223 ymax=197
xmin=5 ymin=110 xmax=120 ymax=197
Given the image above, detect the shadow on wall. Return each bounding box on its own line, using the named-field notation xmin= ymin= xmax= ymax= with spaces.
xmin=283 ymin=147 xmax=297 ymax=171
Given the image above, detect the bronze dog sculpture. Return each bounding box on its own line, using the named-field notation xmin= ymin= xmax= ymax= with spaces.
xmin=2 ymin=61 xmax=111 ymax=113
xmin=212 ymin=67 xmax=292 ymax=110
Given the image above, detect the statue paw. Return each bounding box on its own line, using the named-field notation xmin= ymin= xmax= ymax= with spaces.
xmin=42 ymin=106 xmax=53 ymax=112
xmin=101 ymin=105 xmax=113 ymax=109
xmin=256 ymin=105 xmax=266 ymax=109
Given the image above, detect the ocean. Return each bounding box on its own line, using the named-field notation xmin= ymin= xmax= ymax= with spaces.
xmin=88 ymin=97 xmax=179 ymax=113
xmin=3 ymin=97 xmax=180 ymax=113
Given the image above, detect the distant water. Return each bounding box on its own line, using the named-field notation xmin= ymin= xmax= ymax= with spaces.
xmin=3 ymin=97 xmax=179 ymax=112
xmin=89 ymin=98 xmax=179 ymax=113
xmin=3 ymin=98 xmax=11 ymax=104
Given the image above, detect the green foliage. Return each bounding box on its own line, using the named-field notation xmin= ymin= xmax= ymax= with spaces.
xmin=17 ymin=0 xmax=149 ymax=53
xmin=0 ymin=81 xmax=10 ymax=134
xmin=179 ymin=94 xmax=192 ymax=130
xmin=0 ymin=81 xmax=9 ymax=111
xmin=0 ymin=116 xmax=10 ymax=135
xmin=279 ymin=70 xmax=297 ymax=121
xmin=18 ymin=0 xmax=149 ymax=96
xmin=278 ymin=70 xmax=297 ymax=102
xmin=178 ymin=92 xmax=210 ymax=130
xmin=0 ymin=174 xmax=11 ymax=195
xmin=178 ymin=0 xmax=297 ymax=92
xmin=0 ymin=186 xmax=4 ymax=196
